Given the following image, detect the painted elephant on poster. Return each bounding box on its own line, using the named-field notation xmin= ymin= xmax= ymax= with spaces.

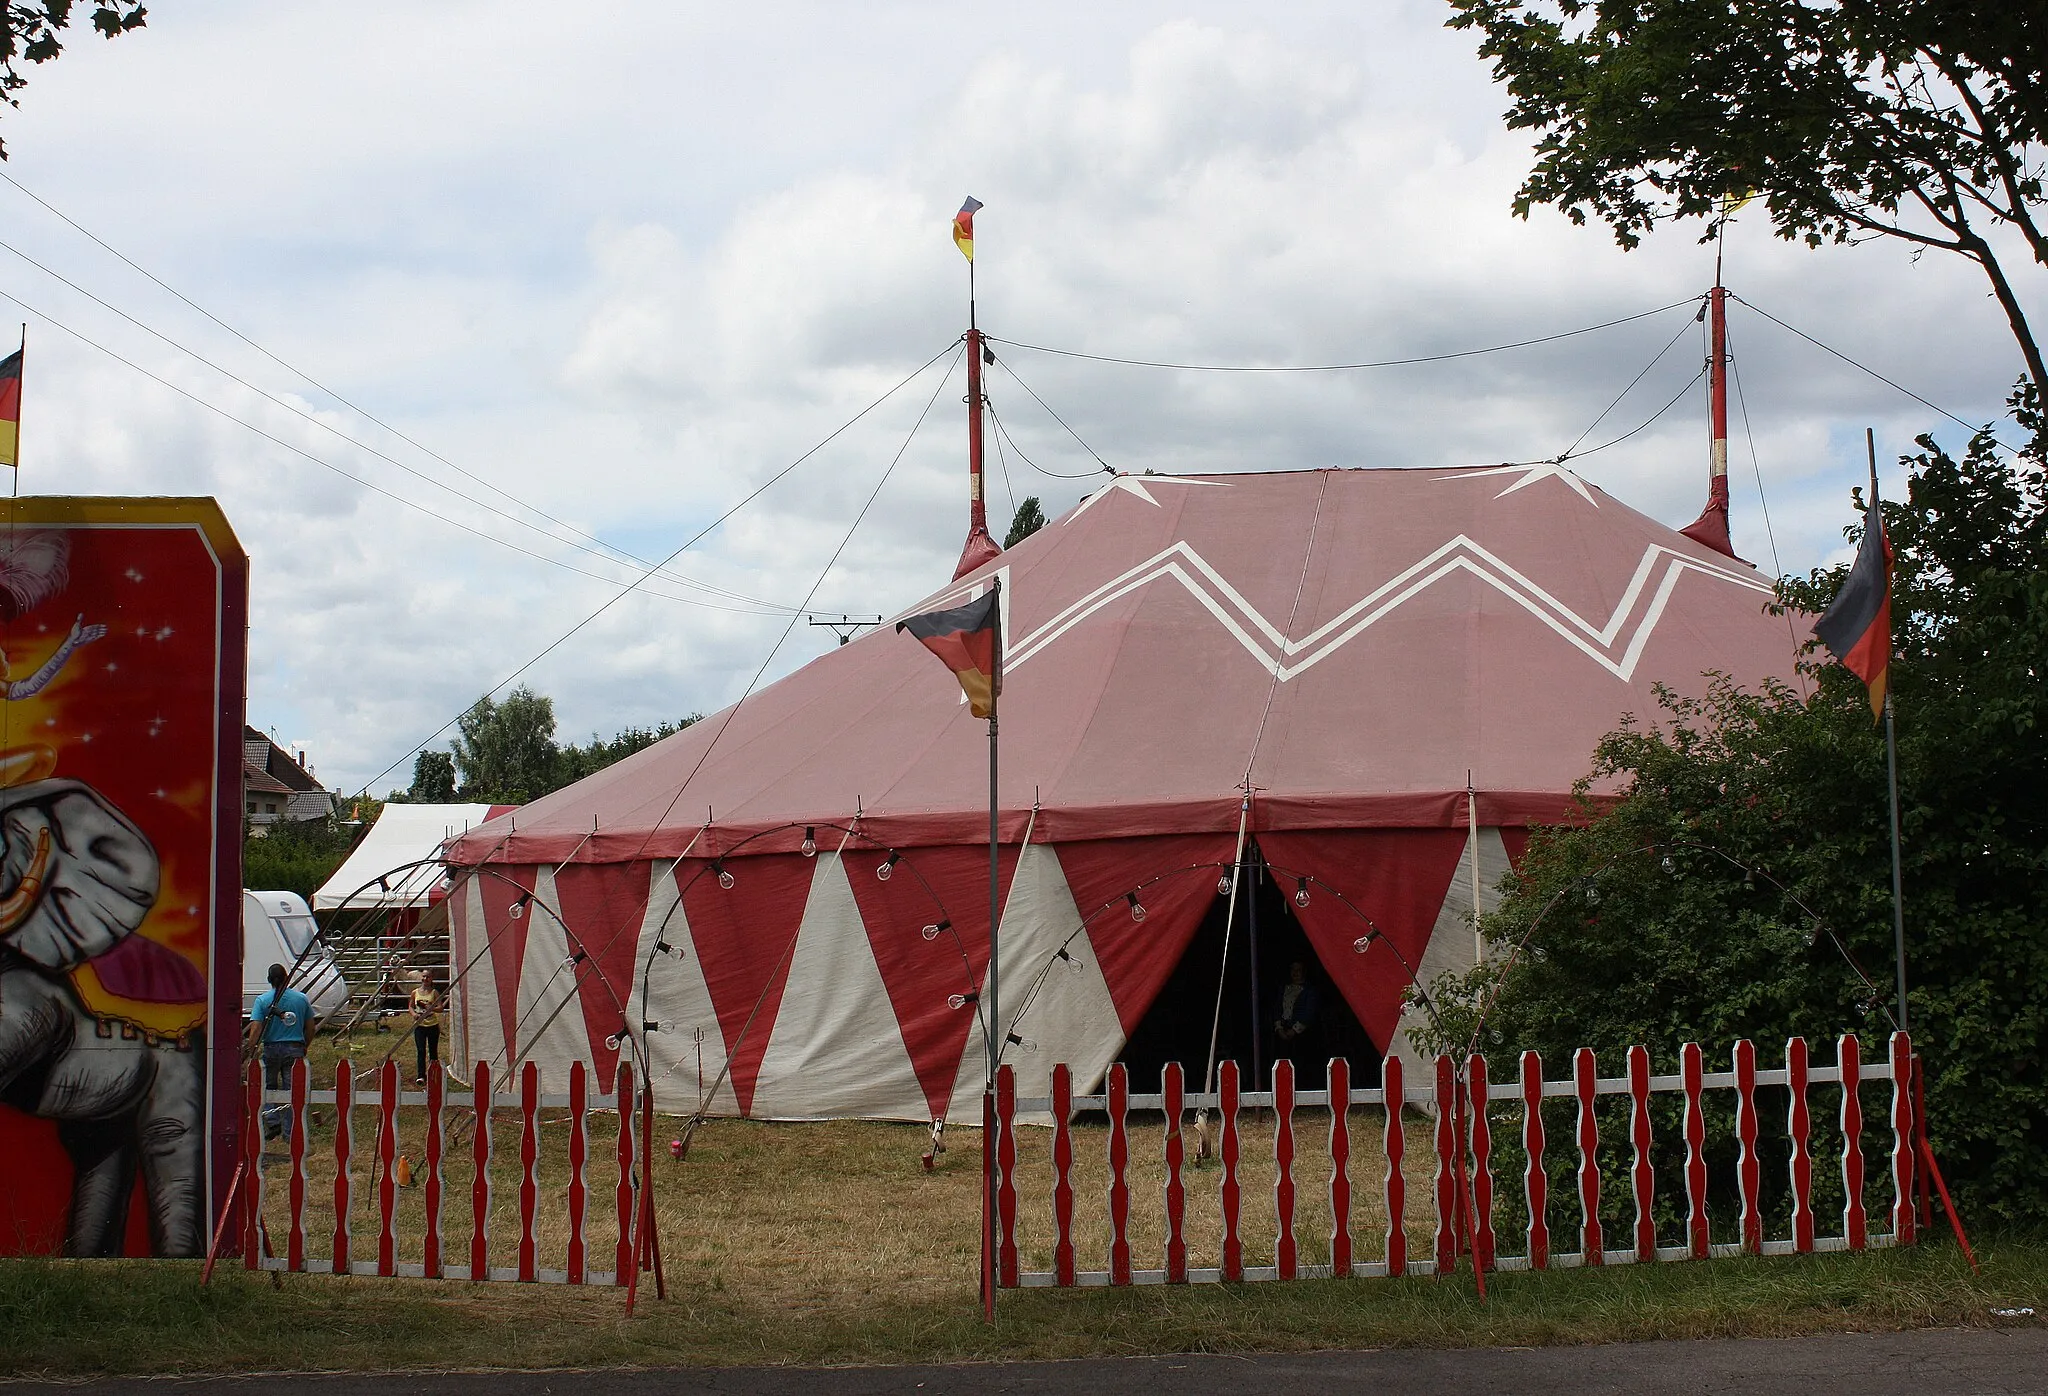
xmin=0 ymin=777 xmax=206 ymax=1257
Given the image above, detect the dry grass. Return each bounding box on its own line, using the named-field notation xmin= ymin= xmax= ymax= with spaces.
xmin=4 ymin=1037 xmax=2032 ymax=1376
xmin=260 ymin=1039 xmax=1438 ymax=1296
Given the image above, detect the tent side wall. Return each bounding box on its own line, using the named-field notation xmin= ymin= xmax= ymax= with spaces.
xmin=447 ymin=826 xmax=1528 ymax=1120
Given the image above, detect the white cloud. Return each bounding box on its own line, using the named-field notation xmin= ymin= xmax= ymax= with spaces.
xmin=0 ymin=1 xmax=2032 ymax=793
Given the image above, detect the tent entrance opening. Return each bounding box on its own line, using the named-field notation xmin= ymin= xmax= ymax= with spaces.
xmin=1116 ymin=850 xmax=1381 ymax=1094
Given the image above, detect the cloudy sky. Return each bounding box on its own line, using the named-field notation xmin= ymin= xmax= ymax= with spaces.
xmin=2 ymin=1 xmax=2036 ymax=796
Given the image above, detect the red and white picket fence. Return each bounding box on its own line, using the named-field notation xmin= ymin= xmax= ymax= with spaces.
xmin=239 ymin=1058 xmax=661 ymax=1297
xmin=993 ymin=1032 xmax=1918 ymax=1287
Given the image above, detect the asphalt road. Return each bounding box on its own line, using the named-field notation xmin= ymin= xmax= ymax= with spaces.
xmin=13 ymin=1327 xmax=2047 ymax=1395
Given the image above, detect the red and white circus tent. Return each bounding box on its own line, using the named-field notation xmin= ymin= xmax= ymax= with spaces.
xmin=442 ymin=465 xmax=1807 ymax=1122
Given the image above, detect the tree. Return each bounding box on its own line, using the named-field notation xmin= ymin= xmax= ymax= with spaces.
xmin=407 ymin=750 xmax=456 ymax=803
xmin=1448 ymin=384 xmax=2048 ymax=1222
xmin=1005 ymin=496 xmax=1048 ymax=548
xmin=556 ymin=716 xmax=700 ymax=787
xmin=2 ymin=3 xmax=147 ymax=159
xmin=451 ymin=685 xmax=559 ymax=804
xmin=444 ymin=685 xmax=698 ymax=804
xmin=244 ymin=811 xmax=362 ymax=904
xmin=1446 ymin=0 xmax=2048 ymax=385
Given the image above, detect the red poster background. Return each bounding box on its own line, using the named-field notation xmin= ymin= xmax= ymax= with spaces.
xmin=0 ymin=500 xmax=244 ymax=1257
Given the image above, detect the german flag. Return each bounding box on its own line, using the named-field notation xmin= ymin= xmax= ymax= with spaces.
xmin=952 ymin=196 xmax=982 ymax=262
xmin=0 ymin=346 xmax=20 ymax=468
xmin=1814 ymin=488 xmax=1892 ymax=721
xmin=898 ymin=587 xmax=1001 ymax=718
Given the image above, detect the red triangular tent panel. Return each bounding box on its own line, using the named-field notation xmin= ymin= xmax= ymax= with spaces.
xmin=1054 ymin=833 xmax=1238 ymax=1032
xmin=672 ymin=854 xmax=813 ymax=1116
xmin=843 ymin=842 xmax=1023 ymax=1119
xmin=1256 ymin=828 xmax=1470 ymax=1048
xmin=550 ymin=862 xmax=652 ymax=1082
xmin=475 ymin=866 xmax=541 ymax=1063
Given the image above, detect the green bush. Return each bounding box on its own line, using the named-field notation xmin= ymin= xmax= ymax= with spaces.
xmin=1432 ymin=385 xmax=2048 ymax=1226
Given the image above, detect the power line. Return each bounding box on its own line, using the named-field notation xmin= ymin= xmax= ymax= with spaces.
xmin=985 ymin=297 xmax=1702 ymax=372
xmin=986 ymin=404 xmax=1100 ymax=480
xmin=1556 ymin=315 xmax=1697 ymax=461
xmin=0 ymin=230 xmax=806 ymax=614
xmin=650 ymin=346 xmax=964 ymax=820
xmin=0 ymin=282 xmax=802 ymax=612
xmin=0 ymin=169 xmax=757 ymax=583
xmin=350 ymin=340 xmax=963 ymax=798
xmin=1728 ymin=292 xmax=2021 ymax=454
xmin=984 ymin=351 xmax=1115 ymax=475
xmin=1565 ymin=367 xmax=1706 ymax=461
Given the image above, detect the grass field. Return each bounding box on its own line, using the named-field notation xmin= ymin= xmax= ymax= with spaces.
xmin=2 ymin=1096 xmax=2042 ymax=1377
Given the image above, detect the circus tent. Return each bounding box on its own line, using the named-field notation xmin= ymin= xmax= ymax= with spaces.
xmin=441 ymin=464 xmax=1806 ymax=1122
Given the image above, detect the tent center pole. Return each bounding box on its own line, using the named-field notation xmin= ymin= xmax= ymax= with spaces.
xmin=1247 ymin=844 xmax=1263 ymax=1096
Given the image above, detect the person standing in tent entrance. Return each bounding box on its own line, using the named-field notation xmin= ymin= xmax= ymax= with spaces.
xmin=245 ymin=963 xmax=315 ymax=1138
xmin=1271 ymin=960 xmax=1321 ymax=1071
xmin=409 ymin=969 xmax=443 ymax=1085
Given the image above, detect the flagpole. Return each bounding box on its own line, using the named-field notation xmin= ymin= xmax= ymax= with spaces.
xmin=1869 ymin=428 xmax=1908 ymax=1032
xmin=11 ymin=323 xmax=21 ymax=497
xmin=983 ymin=580 xmax=1001 ymax=1323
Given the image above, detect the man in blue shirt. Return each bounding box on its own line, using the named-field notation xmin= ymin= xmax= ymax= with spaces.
xmin=245 ymin=962 xmax=316 ymax=1092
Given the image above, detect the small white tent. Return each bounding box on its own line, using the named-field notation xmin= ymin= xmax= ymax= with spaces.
xmin=315 ymin=803 xmax=511 ymax=911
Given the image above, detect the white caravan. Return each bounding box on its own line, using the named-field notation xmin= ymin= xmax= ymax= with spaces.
xmin=242 ymin=890 xmax=350 ymax=1020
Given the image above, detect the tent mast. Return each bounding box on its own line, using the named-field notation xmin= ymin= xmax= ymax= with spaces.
xmin=1680 ymin=227 xmax=1738 ymax=558
xmin=956 ymin=258 xmax=1001 ymax=580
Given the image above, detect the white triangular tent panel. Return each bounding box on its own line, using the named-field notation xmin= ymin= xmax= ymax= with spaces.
xmin=633 ymin=859 xmax=740 ymax=1117
xmin=751 ymin=852 xmax=928 ymax=1121
xmin=1388 ymin=827 xmax=1513 ymax=1079
xmin=947 ymin=842 xmax=1126 ymax=1119
xmin=507 ymin=866 xmax=600 ymax=1080
xmin=451 ymin=876 xmax=502 ymax=1072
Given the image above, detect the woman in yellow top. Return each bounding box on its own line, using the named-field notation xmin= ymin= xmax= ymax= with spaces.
xmin=409 ymin=969 xmax=443 ymax=1085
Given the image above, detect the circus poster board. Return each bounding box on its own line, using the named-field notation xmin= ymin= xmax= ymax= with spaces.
xmin=0 ymin=498 xmax=246 ymax=1257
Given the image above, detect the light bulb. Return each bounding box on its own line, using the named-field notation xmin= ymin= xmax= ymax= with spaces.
xmin=877 ymin=852 xmax=899 ymax=882
xmin=1661 ymin=856 xmax=1677 ymax=875
xmin=948 ymin=993 xmax=973 ymax=1010
xmin=604 ymin=1034 xmax=621 ymax=1051
xmin=1217 ymin=873 xmax=1234 ymax=897
xmin=1352 ymin=934 xmax=1374 ymax=954
xmin=508 ymin=900 xmax=524 ymax=920
xmin=921 ymin=920 xmax=948 ymax=942
xmin=1294 ymin=878 xmax=1311 ymax=908
xmin=1126 ymin=892 xmax=1146 ymax=923
xmin=1585 ymin=884 xmax=1600 ymax=905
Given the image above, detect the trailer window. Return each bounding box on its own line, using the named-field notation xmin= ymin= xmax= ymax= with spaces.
xmin=277 ymin=914 xmax=320 ymax=957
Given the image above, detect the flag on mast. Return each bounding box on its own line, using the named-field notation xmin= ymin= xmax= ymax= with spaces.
xmin=897 ymin=588 xmax=1001 ymax=718
xmin=952 ymin=196 xmax=983 ymax=262
xmin=1814 ymin=485 xmax=1893 ymax=721
xmin=0 ymin=345 xmax=20 ymax=468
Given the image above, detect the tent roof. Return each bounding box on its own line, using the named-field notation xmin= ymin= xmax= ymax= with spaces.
xmin=449 ymin=466 xmax=1808 ymax=867
xmin=316 ymin=802 xmax=517 ymax=909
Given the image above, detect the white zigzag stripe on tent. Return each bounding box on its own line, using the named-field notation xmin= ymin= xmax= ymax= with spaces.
xmin=1003 ymin=538 xmax=1774 ymax=684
